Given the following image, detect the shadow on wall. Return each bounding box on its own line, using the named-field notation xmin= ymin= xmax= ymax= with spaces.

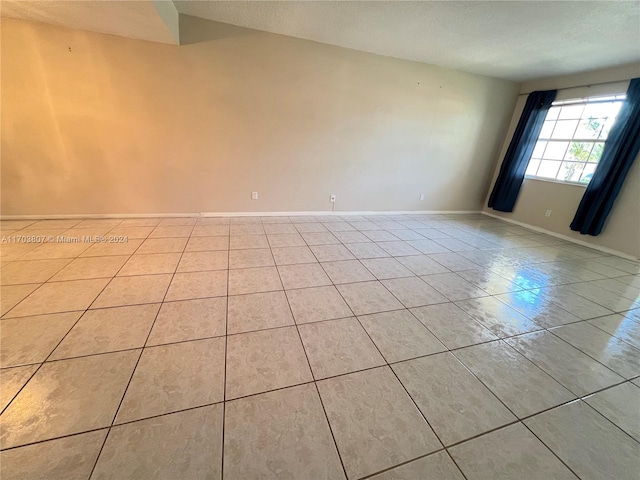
xmin=178 ymin=14 xmax=258 ymax=46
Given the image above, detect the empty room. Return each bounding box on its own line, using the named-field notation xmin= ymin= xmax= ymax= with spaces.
xmin=1 ymin=0 xmax=639 ymax=479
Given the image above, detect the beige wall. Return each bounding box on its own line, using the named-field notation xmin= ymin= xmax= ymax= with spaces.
xmin=484 ymin=64 xmax=640 ymax=259
xmin=1 ymin=15 xmax=519 ymax=216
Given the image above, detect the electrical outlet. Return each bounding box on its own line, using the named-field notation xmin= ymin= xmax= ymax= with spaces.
xmin=419 ymin=193 xmax=425 ymax=201
xmin=330 ymin=194 xmax=336 ymax=203
xmin=545 ymin=209 xmax=552 ymax=217
xmin=252 ymin=192 xmax=258 ymax=200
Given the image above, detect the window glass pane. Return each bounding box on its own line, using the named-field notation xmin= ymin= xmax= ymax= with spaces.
xmin=588 ymin=143 xmax=604 ymax=163
xmin=587 ymin=101 xmax=623 ymax=119
xmin=608 ymin=101 xmax=624 ymax=117
xmin=543 ymin=141 xmax=569 ymax=160
xmin=574 ymin=118 xmax=603 ymax=139
xmin=565 ymin=142 xmax=594 ymax=162
xmin=539 ymin=121 xmax=555 ymax=139
xmin=557 ymin=162 xmax=584 ymax=182
xmin=551 ymin=120 xmax=579 ymax=139
xmin=537 ymin=160 xmax=561 ymax=178
xmin=545 ymin=107 xmax=561 ymax=121
xmin=530 ymin=98 xmax=624 ymax=184
xmin=531 ymin=141 xmax=547 ymax=159
xmin=583 ymin=102 xmax=616 ymax=118
xmin=599 ymin=117 xmax=617 ymax=139
xmin=580 ymin=163 xmax=597 ymax=183
xmin=526 ymin=159 xmax=540 ymax=176
xmin=558 ymin=104 xmax=584 ymax=120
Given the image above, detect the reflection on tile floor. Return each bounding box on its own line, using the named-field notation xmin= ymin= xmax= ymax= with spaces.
xmin=1 ymin=213 xmax=639 ymax=479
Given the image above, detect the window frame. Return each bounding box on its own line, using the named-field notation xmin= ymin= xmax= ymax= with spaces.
xmin=524 ymin=94 xmax=626 ymax=187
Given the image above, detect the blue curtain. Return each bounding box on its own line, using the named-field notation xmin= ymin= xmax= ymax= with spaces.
xmin=488 ymin=90 xmax=557 ymax=212
xmin=570 ymin=78 xmax=640 ymax=236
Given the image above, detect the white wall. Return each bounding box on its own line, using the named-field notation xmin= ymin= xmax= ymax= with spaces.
xmin=484 ymin=63 xmax=640 ymax=259
xmin=1 ymin=15 xmax=520 ymax=216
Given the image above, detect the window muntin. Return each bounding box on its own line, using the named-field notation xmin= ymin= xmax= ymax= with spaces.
xmin=525 ymin=95 xmax=625 ymax=184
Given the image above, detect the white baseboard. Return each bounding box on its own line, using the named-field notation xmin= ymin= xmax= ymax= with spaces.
xmin=0 ymin=212 xmax=200 ymax=220
xmin=1 ymin=210 xmax=481 ymax=220
xmin=4 ymin=208 xmax=634 ymax=260
xmin=482 ymin=211 xmax=638 ymax=261
xmin=201 ymin=210 xmax=481 ymax=217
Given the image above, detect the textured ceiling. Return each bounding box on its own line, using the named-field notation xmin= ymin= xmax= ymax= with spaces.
xmin=0 ymin=0 xmax=179 ymax=45
xmin=175 ymin=0 xmax=640 ymax=82
xmin=2 ymin=1 xmax=638 ymax=81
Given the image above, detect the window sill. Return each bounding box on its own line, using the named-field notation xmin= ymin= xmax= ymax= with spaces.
xmin=524 ymin=176 xmax=589 ymax=188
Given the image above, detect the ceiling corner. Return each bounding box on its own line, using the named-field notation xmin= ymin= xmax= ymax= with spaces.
xmin=152 ymin=0 xmax=180 ymax=45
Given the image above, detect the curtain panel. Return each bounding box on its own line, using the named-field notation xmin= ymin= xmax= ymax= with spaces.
xmin=488 ymin=90 xmax=557 ymax=212
xmin=570 ymin=78 xmax=640 ymax=236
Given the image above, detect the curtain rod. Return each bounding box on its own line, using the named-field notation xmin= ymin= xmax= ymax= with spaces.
xmin=518 ymin=79 xmax=631 ymax=96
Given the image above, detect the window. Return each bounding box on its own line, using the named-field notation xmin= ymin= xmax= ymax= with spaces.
xmin=525 ymin=94 xmax=626 ymax=184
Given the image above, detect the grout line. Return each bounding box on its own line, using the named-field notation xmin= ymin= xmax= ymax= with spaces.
xmin=302 ymin=234 xmax=456 ymax=477
xmin=519 ymin=415 xmax=585 ymax=479
xmin=543 ymin=328 xmax=635 ymax=378
xmin=579 ymin=396 xmax=640 ymax=446
xmin=586 ymin=318 xmax=640 ymax=349
xmin=87 ymin=225 xmax=188 ymax=478
xmin=0 ymin=309 xmax=84 ymax=415
xmin=1 ymin=296 xmax=634 ymax=369
xmin=277 ymin=235 xmax=351 ymax=480
xmin=444 ymin=450 xmax=471 ymax=480
xmin=220 ymin=234 xmax=231 ymax=480
xmin=352 ymin=309 xmax=451 ymax=451
xmin=0 ymin=427 xmax=111 ymax=453
xmin=0 ymin=328 xmax=548 ymax=377
xmin=356 ymin=447 xmax=451 ymax=480
xmin=0 ymin=362 xmax=42 ymax=417
xmin=1 ymin=213 xmax=638 ymax=478
xmin=0 ymin=225 xmax=162 ymax=412
xmin=8 ymin=377 xmax=639 ymax=456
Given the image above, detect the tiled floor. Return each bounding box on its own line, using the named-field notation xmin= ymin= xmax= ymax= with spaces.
xmin=1 ymin=213 xmax=639 ymax=479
